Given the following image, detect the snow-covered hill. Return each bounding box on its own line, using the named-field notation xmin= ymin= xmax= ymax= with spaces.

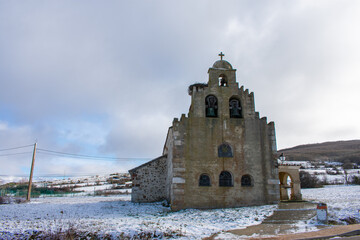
xmin=0 ymin=173 xmax=132 ymax=197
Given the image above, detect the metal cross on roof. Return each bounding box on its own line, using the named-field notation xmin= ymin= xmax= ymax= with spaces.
xmin=218 ymin=52 xmax=224 ymax=60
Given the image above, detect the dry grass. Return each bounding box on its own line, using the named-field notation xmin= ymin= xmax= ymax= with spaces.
xmin=0 ymin=196 xmax=9 ymax=204
xmin=279 ymin=140 xmax=360 ymax=163
xmin=14 ymin=228 xmax=184 ymax=240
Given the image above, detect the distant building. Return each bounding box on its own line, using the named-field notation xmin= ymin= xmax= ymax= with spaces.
xmin=129 ymin=54 xmax=300 ymax=210
xmin=324 ymin=161 xmax=343 ymax=167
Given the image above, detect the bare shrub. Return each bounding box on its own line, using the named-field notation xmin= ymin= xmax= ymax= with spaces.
xmin=0 ymin=196 xmax=10 ymax=204
xmin=300 ymin=171 xmax=323 ymax=188
xmin=340 ymin=216 xmax=360 ymax=224
xmin=94 ymin=190 xmax=129 ymax=196
xmin=0 ymin=196 xmax=26 ymax=204
xmin=320 ymin=175 xmax=329 ymax=185
xmin=350 ymin=176 xmax=360 ymax=185
xmin=14 ymin=197 xmax=27 ymax=204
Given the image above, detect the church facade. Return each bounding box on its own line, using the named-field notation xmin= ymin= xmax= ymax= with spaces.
xmin=129 ymin=54 xmax=280 ymax=211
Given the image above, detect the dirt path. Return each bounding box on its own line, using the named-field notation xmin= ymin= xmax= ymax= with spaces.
xmin=256 ymin=224 xmax=360 ymax=240
xmin=207 ymin=201 xmax=360 ymax=239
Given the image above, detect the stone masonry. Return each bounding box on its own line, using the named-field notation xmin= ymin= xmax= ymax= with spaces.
xmin=129 ymin=155 xmax=167 ymax=203
xmin=129 ymin=53 xmax=281 ymax=211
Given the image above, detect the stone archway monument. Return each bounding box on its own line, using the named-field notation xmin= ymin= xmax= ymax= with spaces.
xmin=278 ymin=165 xmax=302 ymax=201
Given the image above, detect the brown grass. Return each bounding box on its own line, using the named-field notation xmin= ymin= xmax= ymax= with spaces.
xmin=278 ymin=140 xmax=360 ymax=164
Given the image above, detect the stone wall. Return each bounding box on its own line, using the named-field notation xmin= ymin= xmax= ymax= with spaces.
xmin=129 ymin=155 xmax=168 ymax=203
xmin=168 ymin=115 xmax=187 ymax=210
xmin=163 ymin=127 xmax=174 ymax=201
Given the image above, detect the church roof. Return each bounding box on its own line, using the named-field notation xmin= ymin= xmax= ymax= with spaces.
xmin=128 ymin=155 xmax=167 ymax=173
xmin=212 ymin=60 xmax=233 ymax=70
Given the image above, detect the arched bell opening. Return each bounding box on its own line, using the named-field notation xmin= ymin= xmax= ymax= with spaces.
xmin=218 ymin=74 xmax=228 ymax=87
xmin=205 ymin=95 xmax=218 ymax=117
xmin=229 ymin=97 xmax=242 ymax=118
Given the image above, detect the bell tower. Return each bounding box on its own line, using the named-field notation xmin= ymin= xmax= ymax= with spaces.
xmin=207 ymin=52 xmax=237 ymax=88
xmin=169 ymin=52 xmax=279 ymax=210
xmin=188 ymin=52 xmax=245 ymax=119
xmin=130 ymin=53 xmax=279 ymax=211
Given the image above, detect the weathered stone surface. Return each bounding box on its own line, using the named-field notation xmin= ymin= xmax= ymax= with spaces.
xmin=128 ymin=155 xmax=167 ymax=203
xmin=129 ymin=56 xmax=282 ymax=210
xmin=278 ymin=165 xmax=302 ymax=200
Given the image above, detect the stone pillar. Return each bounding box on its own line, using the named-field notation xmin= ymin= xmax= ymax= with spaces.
xmin=292 ymin=180 xmax=302 ymax=200
xmin=280 ymin=185 xmax=289 ymax=200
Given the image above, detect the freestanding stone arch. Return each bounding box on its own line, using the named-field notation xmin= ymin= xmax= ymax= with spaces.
xmin=278 ymin=165 xmax=302 ymax=201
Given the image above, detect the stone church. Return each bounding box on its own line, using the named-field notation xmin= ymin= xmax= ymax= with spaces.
xmin=129 ymin=53 xmax=280 ymax=211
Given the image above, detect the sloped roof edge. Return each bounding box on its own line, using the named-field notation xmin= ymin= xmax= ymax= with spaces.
xmin=128 ymin=154 xmax=167 ymax=173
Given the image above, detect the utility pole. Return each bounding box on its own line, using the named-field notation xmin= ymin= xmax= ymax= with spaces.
xmin=26 ymin=142 xmax=37 ymax=201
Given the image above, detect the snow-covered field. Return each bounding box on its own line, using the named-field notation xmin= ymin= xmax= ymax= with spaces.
xmin=302 ymin=185 xmax=360 ymax=223
xmin=303 ymin=169 xmax=360 ymax=184
xmin=0 ymin=185 xmax=359 ymax=239
xmin=0 ymin=173 xmax=132 ymax=198
xmin=0 ymin=194 xmax=275 ymax=239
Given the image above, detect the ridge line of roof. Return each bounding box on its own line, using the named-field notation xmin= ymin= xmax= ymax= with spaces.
xmin=128 ymin=154 xmax=167 ymax=173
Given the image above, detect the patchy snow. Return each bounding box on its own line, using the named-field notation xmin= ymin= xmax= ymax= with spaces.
xmin=75 ymin=184 xmax=113 ymax=192
xmin=212 ymin=185 xmax=360 ymax=239
xmin=1 ymin=185 xmax=360 ymax=239
xmin=302 ymin=185 xmax=360 ymax=224
xmin=214 ymin=222 xmax=320 ymax=240
xmin=215 ymin=232 xmax=261 ymax=239
xmin=0 ymin=176 xmax=26 ymax=185
xmin=302 ymin=169 xmax=360 ymax=184
xmin=0 ymin=195 xmax=276 ymax=239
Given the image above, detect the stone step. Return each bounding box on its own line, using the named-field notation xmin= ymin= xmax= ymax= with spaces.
xmin=262 ymin=202 xmax=317 ymax=224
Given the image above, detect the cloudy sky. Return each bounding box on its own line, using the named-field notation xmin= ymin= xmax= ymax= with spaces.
xmin=1 ymin=1 xmax=359 ymax=177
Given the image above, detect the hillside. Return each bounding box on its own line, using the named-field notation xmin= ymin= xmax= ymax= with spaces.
xmin=278 ymin=140 xmax=360 ymax=163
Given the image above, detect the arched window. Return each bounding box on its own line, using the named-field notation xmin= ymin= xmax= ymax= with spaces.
xmin=241 ymin=175 xmax=253 ymax=187
xmin=205 ymin=95 xmax=218 ymax=117
xmin=219 ymin=171 xmax=233 ymax=187
xmin=219 ymin=74 xmax=228 ymax=86
xmin=218 ymin=143 xmax=233 ymax=157
xmin=199 ymin=174 xmax=211 ymax=186
xmin=229 ymin=98 xmax=242 ymax=118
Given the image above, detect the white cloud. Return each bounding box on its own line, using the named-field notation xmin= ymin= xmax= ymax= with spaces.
xmin=1 ymin=1 xmax=360 ymax=176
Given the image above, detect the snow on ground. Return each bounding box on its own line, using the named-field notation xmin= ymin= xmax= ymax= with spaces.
xmin=0 ymin=176 xmax=25 ymax=185
xmin=303 ymin=169 xmax=360 ymax=184
xmin=75 ymin=184 xmax=114 ymax=192
xmin=1 ymin=185 xmax=360 ymax=239
xmin=302 ymin=185 xmax=360 ymax=223
xmin=214 ymin=185 xmax=360 ymax=240
xmin=0 ymin=195 xmax=275 ymax=239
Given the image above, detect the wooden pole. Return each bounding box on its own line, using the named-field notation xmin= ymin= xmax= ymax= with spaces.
xmin=26 ymin=142 xmax=37 ymax=201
